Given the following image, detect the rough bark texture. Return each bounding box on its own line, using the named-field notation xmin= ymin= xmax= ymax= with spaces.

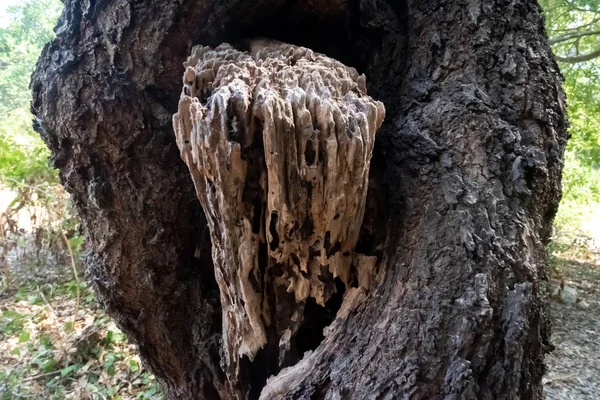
xmin=31 ymin=0 xmax=568 ymax=399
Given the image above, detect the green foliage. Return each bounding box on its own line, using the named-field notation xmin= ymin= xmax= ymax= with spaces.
xmin=0 ymin=0 xmax=62 ymax=116
xmin=560 ymin=61 xmax=600 ymax=175
xmin=539 ymin=1 xmax=600 ymax=248
xmin=1 ymin=310 xmax=26 ymax=335
xmin=542 ymin=0 xmax=600 ymax=61
xmin=540 ymin=0 xmax=600 ymax=172
xmin=0 ymin=0 xmax=62 ymax=186
xmin=0 ymin=109 xmax=56 ymax=184
xmin=560 ymin=151 xmax=600 ymax=202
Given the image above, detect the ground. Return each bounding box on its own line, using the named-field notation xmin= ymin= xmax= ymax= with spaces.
xmin=545 ymin=250 xmax=600 ymax=400
xmin=0 ymin=234 xmax=162 ymax=399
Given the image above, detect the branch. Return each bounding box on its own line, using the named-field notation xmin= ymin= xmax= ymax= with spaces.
xmin=60 ymin=229 xmax=80 ymax=326
xmin=555 ymin=47 xmax=600 ymax=63
xmin=549 ymin=29 xmax=600 ymax=44
xmin=21 ymin=370 xmax=61 ymax=383
xmin=549 ymin=17 xmax=600 ymax=33
xmin=570 ymin=7 xmax=600 ymax=14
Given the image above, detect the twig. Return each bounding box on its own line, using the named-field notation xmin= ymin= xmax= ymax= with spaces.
xmin=549 ymin=29 xmax=600 ymax=45
xmin=37 ymin=288 xmax=58 ymax=322
xmin=10 ymin=390 xmax=38 ymax=399
xmin=20 ymin=370 xmax=61 ymax=383
xmin=550 ymin=16 xmax=600 ymax=33
xmin=115 ymin=370 xmax=143 ymax=393
xmin=0 ymin=216 xmax=10 ymax=289
xmin=60 ymin=229 xmax=80 ymax=326
xmin=555 ymin=46 xmax=600 ymax=63
xmin=2 ymin=177 xmax=57 ymax=199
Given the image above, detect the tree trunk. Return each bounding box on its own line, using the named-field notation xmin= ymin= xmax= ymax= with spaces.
xmin=31 ymin=0 xmax=568 ymax=399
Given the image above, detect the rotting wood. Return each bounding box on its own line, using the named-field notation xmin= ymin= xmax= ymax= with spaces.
xmin=172 ymin=42 xmax=385 ymax=383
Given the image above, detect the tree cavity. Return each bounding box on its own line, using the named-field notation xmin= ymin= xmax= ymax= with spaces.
xmin=172 ymin=42 xmax=385 ymax=388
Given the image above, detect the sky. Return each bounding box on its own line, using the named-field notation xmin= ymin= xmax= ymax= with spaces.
xmin=0 ymin=0 xmax=24 ymax=27
xmin=0 ymin=0 xmax=21 ymax=11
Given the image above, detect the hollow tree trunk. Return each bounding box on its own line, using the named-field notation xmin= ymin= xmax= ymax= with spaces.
xmin=31 ymin=0 xmax=568 ymax=399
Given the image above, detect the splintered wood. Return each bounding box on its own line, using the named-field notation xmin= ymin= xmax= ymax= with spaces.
xmin=172 ymin=43 xmax=384 ymax=381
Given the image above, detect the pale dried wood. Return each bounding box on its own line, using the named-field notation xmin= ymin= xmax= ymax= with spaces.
xmin=173 ymin=43 xmax=384 ymax=383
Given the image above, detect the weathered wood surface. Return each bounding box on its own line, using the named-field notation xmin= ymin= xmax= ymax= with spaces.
xmin=173 ymin=43 xmax=383 ymax=392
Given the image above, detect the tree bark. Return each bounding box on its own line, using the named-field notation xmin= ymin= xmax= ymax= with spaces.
xmin=31 ymin=0 xmax=568 ymax=399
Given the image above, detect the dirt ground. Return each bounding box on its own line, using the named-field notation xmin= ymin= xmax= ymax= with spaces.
xmin=544 ymin=256 xmax=600 ymax=399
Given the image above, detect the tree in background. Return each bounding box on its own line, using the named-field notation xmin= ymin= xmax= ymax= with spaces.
xmin=540 ymin=0 xmax=600 ymax=243
xmin=544 ymin=0 xmax=600 ymax=63
xmin=0 ymin=0 xmax=62 ymax=184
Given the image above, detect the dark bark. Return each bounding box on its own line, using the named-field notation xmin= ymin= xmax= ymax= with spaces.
xmin=31 ymin=0 xmax=568 ymax=399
